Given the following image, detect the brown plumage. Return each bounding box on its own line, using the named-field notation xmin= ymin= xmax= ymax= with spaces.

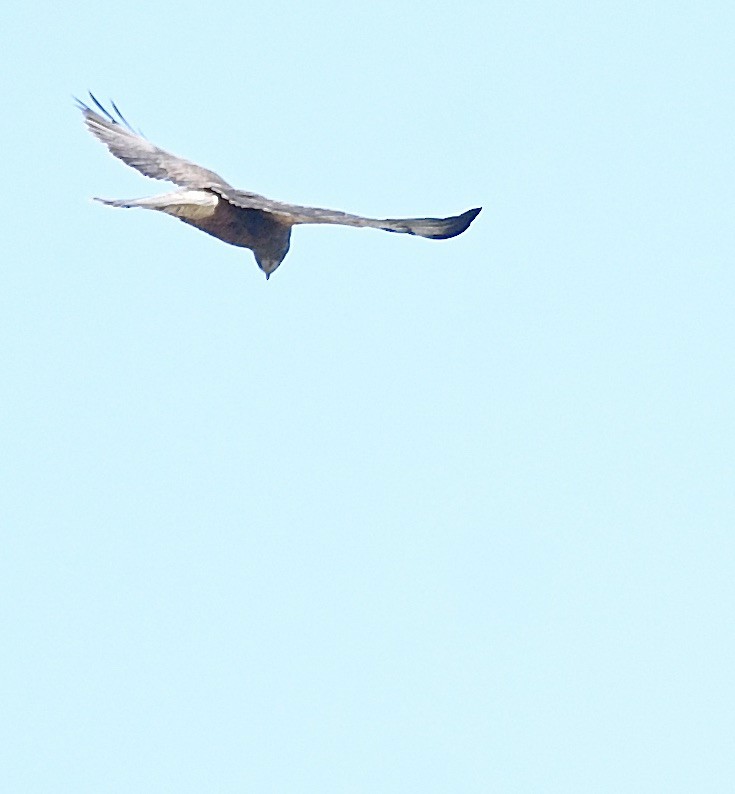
xmin=78 ymin=94 xmax=481 ymax=279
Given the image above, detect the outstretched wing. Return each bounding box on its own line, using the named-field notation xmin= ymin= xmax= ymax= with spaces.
xmin=79 ymin=95 xmax=481 ymax=240
xmin=213 ymin=187 xmax=481 ymax=240
xmin=77 ymin=94 xmax=231 ymax=189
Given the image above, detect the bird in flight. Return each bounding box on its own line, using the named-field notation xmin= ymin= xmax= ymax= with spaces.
xmin=78 ymin=94 xmax=481 ymax=279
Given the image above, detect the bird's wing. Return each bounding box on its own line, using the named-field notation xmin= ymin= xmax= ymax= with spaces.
xmin=77 ymin=94 xmax=231 ymax=189
xmin=213 ymin=187 xmax=481 ymax=240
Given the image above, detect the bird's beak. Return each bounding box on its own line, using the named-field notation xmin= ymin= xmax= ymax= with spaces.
xmin=265 ymin=272 xmax=270 ymax=280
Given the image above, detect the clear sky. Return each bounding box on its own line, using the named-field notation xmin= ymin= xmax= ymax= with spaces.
xmin=1 ymin=1 xmax=733 ymax=791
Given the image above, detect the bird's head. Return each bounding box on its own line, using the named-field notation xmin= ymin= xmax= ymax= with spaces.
xmin=257 ymin=255 xmax=284 ymax=280
xmin=254 ymin=232 xmax=291 ymax=281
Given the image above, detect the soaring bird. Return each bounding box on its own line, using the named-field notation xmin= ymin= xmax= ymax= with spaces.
xmin=78 ymin=94 xmax=481 ymax=279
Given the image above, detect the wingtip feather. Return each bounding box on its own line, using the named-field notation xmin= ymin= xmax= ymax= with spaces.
xmin=431 ymin=207 xmax=482 ymax=239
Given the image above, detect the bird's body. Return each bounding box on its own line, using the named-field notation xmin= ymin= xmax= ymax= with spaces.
xmin=78 ymin=95 xmax=480 ymax=279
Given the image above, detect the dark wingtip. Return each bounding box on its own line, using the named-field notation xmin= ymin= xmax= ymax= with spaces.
xmin=76 ymin=92 xmax=145 ymax=137
xmin=110 ymin=99 xmax=136 ymax=132
xmin=74 ymin=93 xmax=92 ymax=112
xmin=433 ymin=207 xmax=482 ymax=239
xmin=88 ymin=91 xmax=115 ymax=122
xmin=455 ymin=207 xmax=482 ymax=234
xmin=461 ymin=207 xmax=482 ymax=225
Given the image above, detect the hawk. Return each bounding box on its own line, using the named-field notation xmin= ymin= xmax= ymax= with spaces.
xmin=78 ymin=94 xmax=481 ymax=279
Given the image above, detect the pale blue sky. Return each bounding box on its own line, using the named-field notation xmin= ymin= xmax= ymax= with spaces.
xmin=1 ymin=1 xmax=734 ymax=791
